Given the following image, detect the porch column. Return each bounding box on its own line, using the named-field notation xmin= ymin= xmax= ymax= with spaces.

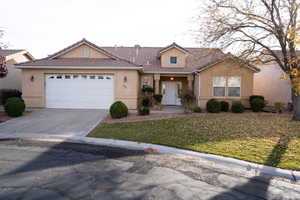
xmin=154 ymin=74 xmax=160 ymax=94
xmin=187 ymin=75 xmax=194 ymax=91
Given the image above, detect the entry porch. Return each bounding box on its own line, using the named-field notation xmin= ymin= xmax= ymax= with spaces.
xmin=141 ymin=74 xmax=194 ymax=106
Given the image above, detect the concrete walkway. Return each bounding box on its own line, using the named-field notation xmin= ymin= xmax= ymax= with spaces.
xmin=0 ymin=109 xmax=107 ymax=137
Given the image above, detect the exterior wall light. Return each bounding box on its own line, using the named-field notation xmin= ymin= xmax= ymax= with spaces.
xmin=30 ymin=75 xmax=34 ymax=82
xmin=124 ymin=76 xmax=127 ymax=83
xmin=170 ymin=77 xmax=174 ymax=81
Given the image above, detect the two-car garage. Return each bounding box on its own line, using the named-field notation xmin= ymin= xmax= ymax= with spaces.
xmin=45 ymin=74 xmax=114 ymax=109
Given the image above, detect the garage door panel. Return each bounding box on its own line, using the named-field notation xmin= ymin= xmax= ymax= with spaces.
xmin=45 ymin=74 xmax=114 ymax=109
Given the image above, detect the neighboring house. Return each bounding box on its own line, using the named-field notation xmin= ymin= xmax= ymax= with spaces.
xmin=254 ymin=63 xmax=292 ymax=106
xmin=16 ymin=39 xmax=259 ymax=109
xmin=0 ymin=49 xmax=34 ymax=90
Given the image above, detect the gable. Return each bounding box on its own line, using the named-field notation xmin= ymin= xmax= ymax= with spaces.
xmin=58 ymin=44 xmax=111 ymax=59
xmin=160 ymin=47 xmax=188 ymax=68
xmin=199 ymin=59 xmax=255 ymax=76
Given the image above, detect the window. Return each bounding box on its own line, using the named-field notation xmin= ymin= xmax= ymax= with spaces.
xmin=65 ymin=75 xmax=71 ymax=79
xmin=228 ymin=76 xmax=241 ymax=97
xmin=213 ymin=76 xmax=226 ymax=97
xmin=170 ymin=56 xmax=177 ymax=64
xmin=83 ymin=47 xmax=89 ymax=57
xmin=213 ymin=76 xmax=241 ymax=97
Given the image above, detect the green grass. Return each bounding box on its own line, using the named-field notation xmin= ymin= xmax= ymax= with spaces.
xmin=89 ymin=113 xmax=300 ymax=170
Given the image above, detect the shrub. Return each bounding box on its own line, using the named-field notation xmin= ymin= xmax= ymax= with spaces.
xmin=180 ymin=90 xmax=196 ymax=113
xmin=250 ymin=98 xmax=265 ymax=112
xmin=142 ymin=85 xmax=154 ymax=93
xmin=220 ymin=101 xmax=229 ymax=112
xmin=142 ymin=98 xmax=151 ymax=107
xmin=206 ymin=99 xmax=221 ymax=113
xmin=249 ymin=95 xmax=264 ymax=102
xmin=275 ymin=102 xmax=285 ymax=113
xmin=153 ymin=94 xmax=163 ymax=104
xmin=109 ymin=101 xmax=128 ymax=119
xmin=193 ymin=106 xmax=202 ymax=113
xmin=231 ymin=101 xmax=244 ymax=113
xmin=138 ymin=107 xmax=150 ymax=116
xmin=0 ymin=89 xmax=22 ymax=105
xmin=4 ymin=97 xmax=25 ymax=117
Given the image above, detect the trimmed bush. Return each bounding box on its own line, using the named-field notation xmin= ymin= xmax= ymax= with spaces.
xmin=138 ymin=107 xmax=150 ymax=116
xmin=4 ymin=97 xmax=25 ymax=117
xmin=0 ymin=89 xmax=22 ymax=105
xmin=193 ymin=106 xmax=202 ymax=113
xmin=109 ymin=101 xmax=128 ymax=119
xmin=142 ymin=85 xmax=154 ymax=93
xmin=251 ymin=98 xmax=265 ymax=112
xmin=220 ymin=101 xmax=229 ymax=112
xmin=231 ymin=101 xmax=244 ymax=113
xmin=206 ymin=99 xmax=221 ymax=113
xmin=275 ymin=102 xmax=285 ymax=113
xmin=142 ymin=98 xmax=151 ymax=107
xmin=249 ymin=95 xmax=265 ymax=102
xmin=180 ymin=90 xmax=196 ymax=113
xmin=153 ymin=94 xmax=163 ymax=104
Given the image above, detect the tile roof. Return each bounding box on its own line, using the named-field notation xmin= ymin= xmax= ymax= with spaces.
xmin=17 ymin=39 xmax=246 ymax=73
xmin=102 ymin=46 xmax=224 ymax=73
xmin=47 ymin=38 xmax=120 ymax=60
xmin=17 ymin=58 xmax=139 ymax=67
xmin=0 ymin=49 xmax=25 ymax=57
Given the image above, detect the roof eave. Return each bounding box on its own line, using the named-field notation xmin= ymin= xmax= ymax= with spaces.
xmin=15 ymin=65 xmax=143 ymax=70
xmin=142 ymin=70 xmax=193 ymax=74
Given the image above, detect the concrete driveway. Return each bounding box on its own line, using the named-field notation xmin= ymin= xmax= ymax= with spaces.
xmin=0 ymin=109 xmax=107 ymax=137
xmin=0 ymin=139 xmax=299 ymax=200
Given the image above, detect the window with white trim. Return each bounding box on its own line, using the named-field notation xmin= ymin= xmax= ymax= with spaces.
xmin=83 ymin=47 xmax=89 ymax=57
xmin=213 ymin=76 xmax=241 ymax=97
xmin=213 ymin=76 xmax=226 ymax=97
xmin=227 ymin=76 xmax=241 ymax=97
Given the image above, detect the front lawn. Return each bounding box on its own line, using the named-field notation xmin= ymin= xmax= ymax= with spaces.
xmin=89 ymin=113 xmax=300 ymax=170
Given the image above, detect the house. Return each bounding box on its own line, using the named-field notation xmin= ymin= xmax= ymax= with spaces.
xmin=0 ymin=49 xmax=34 ymax=90
xmin=254 ymin=59 xmax=292 ymax=106
xmin=16 ymin=39 xmax=259 ymax=109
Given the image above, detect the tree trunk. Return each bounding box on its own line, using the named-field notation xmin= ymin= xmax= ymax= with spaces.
xmin=292 ymin=92 xmax=300 ymax=121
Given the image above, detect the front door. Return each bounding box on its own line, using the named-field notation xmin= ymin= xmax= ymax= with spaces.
xmin=162 ymin=82 xmax=181 ymax=105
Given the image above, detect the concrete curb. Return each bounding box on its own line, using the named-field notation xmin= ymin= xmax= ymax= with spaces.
xmin=0 ymin=134 xmax=299 ymax=182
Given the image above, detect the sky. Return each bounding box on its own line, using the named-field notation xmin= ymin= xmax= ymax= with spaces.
xmin=1 ymin=0 xmax=201 ymax=59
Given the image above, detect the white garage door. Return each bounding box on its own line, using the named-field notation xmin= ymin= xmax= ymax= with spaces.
xmin=45 ymin=74 xmax=114 ymax=109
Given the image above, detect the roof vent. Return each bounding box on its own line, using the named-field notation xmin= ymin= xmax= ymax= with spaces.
xmin=134 ymin=44 xmax=141 ymax=56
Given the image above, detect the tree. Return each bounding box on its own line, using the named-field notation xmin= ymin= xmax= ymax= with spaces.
xmin=0 ymin=29 xmax=5 ymax=49
xmin=0 ymin=29 xmax=8 ymax=78
xmin=198 ymin=0 xmax=300 ymax=120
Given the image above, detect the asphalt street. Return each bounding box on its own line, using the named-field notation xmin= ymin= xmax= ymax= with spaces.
xmin=0 ymin=139 xmax=299 ymax=200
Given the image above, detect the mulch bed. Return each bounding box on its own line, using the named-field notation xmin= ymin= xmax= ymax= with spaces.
xmin=0 ymin=111 xmax=12 ymax=122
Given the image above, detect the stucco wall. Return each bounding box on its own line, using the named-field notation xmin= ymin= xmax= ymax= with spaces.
xmin=160 ymin=48 xmax=187 ymax=68
xmin=197 ymin=60 xmax=254 ymax=108
xmin=0 ymin=54 xmax=31 ymax=90
xmin=58 ymin=44 xmax=110 ymax=59
xmin=140 ymin=74 xmax=154 ymax=88
xmin=254 ymin=63 xmax=291 ymax=106
xmin=21 ymin=69 xmax=139 ymax=109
